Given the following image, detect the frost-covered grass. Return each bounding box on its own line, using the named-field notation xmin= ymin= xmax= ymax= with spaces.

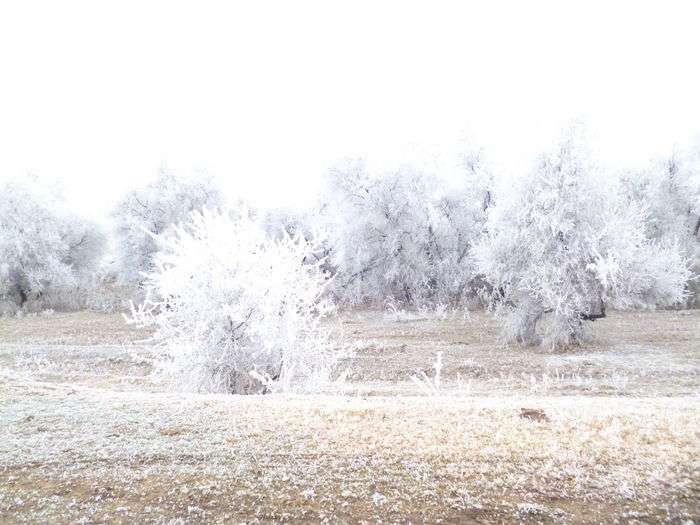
xmin=340 ymin=309 xmax=700 ymax=399
xmin=0 ymin=311 xmax=151 ymax=346
xmin=1 ymin=310 xmax=699 ymax=523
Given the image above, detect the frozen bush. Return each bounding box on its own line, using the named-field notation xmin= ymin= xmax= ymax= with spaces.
xmin=129 ymin=208 xmax=339 ymax=394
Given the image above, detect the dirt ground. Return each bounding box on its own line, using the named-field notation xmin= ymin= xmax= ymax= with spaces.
xmin=1 ymin=310 xmax=699 ymax=524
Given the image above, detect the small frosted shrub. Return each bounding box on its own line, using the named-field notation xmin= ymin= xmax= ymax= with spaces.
xmin=129 ymin=209 xmax=338 ymax=394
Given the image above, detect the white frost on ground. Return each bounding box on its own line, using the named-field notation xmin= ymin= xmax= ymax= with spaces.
xmin=1 ymin=310 xmax=699 ymax=523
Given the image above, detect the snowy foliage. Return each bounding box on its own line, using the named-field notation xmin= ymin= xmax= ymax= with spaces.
xmin=620 ymin=149 xmax=700 ymax=305
xmin=3 ymin=127 xmax=698 ymax=351
xmin=128 ymin=208 xmax=339 ymax=394
xmin=111 ymin=171 xmax=224 ymax=292
xmin=0 ymin=176 xmax=105 ymax=312
xmin=474 ymin=129 xmax=692 ymax=348
xmin=320 ymin=154 xmax=491 ymax=308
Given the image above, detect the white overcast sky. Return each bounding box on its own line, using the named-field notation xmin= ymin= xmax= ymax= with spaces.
xmin=1 ymin=1 xmax=699 ymax=219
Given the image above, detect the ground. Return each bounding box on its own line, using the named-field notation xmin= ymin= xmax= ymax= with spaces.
xmin=1 ymin=310 xmax=699 ymax=524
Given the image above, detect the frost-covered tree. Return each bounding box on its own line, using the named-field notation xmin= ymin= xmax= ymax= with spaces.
xmin=46 ymin=215 xmax=106 ymax=310
xmin=473 ymin=128 xmax=691 ymax=348
xmin=620 ymin=149 xmax=700 ymax=305
xmin=320 ymin=159 xmax=429 ymax=305
xmin=129 ymin=208 xmax=338 ymax=394
xmin=0 ymin=176 xmax=106 ymax=312
xmin=431 ymin=151 xmax=494 ymax=305
xmin=320 ymin=154 xmax=491 ymax=307
xmin=111 ymin=171 xmax=224 ymax=291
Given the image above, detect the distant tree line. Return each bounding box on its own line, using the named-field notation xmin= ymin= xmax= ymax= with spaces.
xmin=1 ymin=127 xmax=698 ymax=350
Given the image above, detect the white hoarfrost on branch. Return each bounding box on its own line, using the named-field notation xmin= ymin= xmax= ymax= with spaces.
xmin=128 ymin=208 xmax=340 ymax=394
xmin=473 ymin=128 xmax=692 ymax=348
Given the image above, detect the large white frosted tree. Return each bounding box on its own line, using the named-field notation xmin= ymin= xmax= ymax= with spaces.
xmin=473 ymin=129 xmax=691 ymax=348
xmin=129 ymin=209 xmax=338 ymax=394
xmin=320 ymin=154 xmax=491 ymax=307
xmin=0 ymin=176 xmax=106 ymax=312
xmin=111 ymin=171 xmax=224 ymax=292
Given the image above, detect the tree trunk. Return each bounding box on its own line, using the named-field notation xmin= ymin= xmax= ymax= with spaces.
xmin=18 ymin=287 xmax=27 ymax=307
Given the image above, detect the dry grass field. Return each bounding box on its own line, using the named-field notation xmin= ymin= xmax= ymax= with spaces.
xmin=1 ymin=310 xmax=699 ymax=524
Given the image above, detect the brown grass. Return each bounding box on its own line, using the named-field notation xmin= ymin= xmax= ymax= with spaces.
xmin=0 ymin=309 xmax=699 ymax=523
xmin=0 ymin=311 xmax=151 ymax=346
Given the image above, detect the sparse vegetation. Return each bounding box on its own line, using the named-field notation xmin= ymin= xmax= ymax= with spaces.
xmin=1 ymin=310 xmax=699 ymax=523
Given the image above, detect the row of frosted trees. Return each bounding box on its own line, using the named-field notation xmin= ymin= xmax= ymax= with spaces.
xmin=129 ymin=129 xmax=698 ymax=393
xmin=1 ymin=129 xmax=699 ymax=356
xmin=0 ymin=172 xmax=225 ymax=313
xmin=317 ymin=129 xmax=698 ymax=346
